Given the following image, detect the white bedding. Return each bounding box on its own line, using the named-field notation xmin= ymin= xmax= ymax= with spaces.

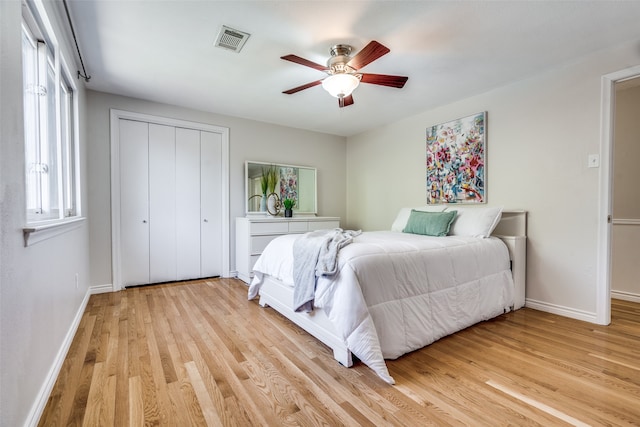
xmin=248 ymin=231 xmax=515 ymax=384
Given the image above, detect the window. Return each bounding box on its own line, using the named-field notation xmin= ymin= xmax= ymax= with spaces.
xmin=22 ymin=2 xmax=79 ymax=224
xmin=60 ymin=74 xmax=76 ymax=217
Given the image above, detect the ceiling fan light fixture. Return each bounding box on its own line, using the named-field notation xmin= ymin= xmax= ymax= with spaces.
xmin=322 ymin=74 xmax=360 ymax=99
xmin=281 ymin=41 xmax=407 ymax=107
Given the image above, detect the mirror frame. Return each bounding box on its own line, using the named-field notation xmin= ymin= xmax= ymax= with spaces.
xmin=245 ymin=161 xmax=318 ymax=216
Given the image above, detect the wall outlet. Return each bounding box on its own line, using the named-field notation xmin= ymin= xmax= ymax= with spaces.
xmin=588 ymin=154 xmax=600 ymax=168
xmin=75 ymin=273 xmax=79 ymax=289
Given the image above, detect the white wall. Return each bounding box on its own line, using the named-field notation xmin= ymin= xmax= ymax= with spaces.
xmin=86 ymin=90 xmax=347 ymax=288
xmin=611 ymin=83 xmax=640 ymax=300
xmin=346 ymin=39 xmax=640 ymax=321
xmin=0 ymin=1 xmax=91 ymax=426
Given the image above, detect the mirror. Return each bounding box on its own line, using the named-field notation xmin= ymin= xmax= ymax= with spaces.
xmin=245 ymin=161 xmax=317 ymax=216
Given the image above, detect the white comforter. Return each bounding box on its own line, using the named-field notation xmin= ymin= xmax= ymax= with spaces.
xmin=248 ymin=231 xmax=515 ymax=384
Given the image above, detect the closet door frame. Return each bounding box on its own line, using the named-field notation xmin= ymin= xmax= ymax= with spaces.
xmin=110 ymin=109 xmax=230 ymax=291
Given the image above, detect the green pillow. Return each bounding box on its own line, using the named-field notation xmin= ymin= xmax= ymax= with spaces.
xmin=403 ymin=210 xmax=458 ymax=237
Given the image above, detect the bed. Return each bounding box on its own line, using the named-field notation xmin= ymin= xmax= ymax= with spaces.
xmin=247 ymin=207 xmax=526 ymax=384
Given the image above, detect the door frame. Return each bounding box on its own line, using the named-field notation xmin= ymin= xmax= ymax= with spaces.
xmin=110 ymin=109 xmax=230 ymax=291
xmin=597 ymin=65 xmax=640 ymax=324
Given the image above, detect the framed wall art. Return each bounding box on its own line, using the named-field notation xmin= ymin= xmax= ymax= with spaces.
xmin=426 ymin=112 xmax=486 ymax=204
xmin=279 ymin=166 xmax=298 ymax=203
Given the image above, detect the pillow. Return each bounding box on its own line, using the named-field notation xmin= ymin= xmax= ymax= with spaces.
xmin=391 ymin=205 xmax=446 ymax=232
xmin=402 ymin=210 xmax=457 ymax=237
xmin=445 ymin=206 xmax=503 ymax=238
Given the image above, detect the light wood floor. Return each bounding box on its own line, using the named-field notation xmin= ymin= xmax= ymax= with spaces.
xmin=39 ymin=278 xmax=640 ymax=426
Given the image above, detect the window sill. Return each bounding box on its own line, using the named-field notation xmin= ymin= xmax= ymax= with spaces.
xmin=23 ymin=216 xmax=86 ymax=247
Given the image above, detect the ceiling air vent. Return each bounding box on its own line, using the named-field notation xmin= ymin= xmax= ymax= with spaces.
xmin=214 ymin=25 xmax=250 ymax=53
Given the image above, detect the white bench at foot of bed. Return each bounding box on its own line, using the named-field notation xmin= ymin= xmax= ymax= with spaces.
xmin=258 ymin=274 xmax=353 ymax=367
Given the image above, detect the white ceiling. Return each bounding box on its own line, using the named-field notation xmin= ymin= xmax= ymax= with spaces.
xmin=64 ymin=1 xmax=640 ymax=137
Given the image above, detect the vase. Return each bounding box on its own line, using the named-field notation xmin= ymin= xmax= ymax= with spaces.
xmin=284 ymin=208 xmax=293 ymax=218
xmin=260 ymin=194 xmax=267 ymax=212
xmin=266 ymin=194 xmax=279 ymax=216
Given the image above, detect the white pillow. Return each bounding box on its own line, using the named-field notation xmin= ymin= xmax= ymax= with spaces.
xmin=391 ymin=206 xmax=446 ymax=232
xmin=445 ymin=206 xmax=503 ymax=238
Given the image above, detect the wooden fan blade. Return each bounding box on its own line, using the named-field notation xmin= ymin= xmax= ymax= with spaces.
xmin=283 ymin=80 xmax=323 ymax=95
xmin=281 ymin=54 xmax=327 ymax=71
xmin=360 ymin=73 xmax=408 ymax=88
xmin=347 ymin=41 xmax=390 ymax=70
xmin=339 ymin=94 xmax=354 ymax=108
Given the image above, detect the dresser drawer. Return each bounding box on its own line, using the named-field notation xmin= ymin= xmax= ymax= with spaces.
xmin=288 ymin=221 xmax=309 ymax=233
xmin=250 ymin=235 xmax=278 ymax=254
xmin=250 ymin=221 xmax=289 ymax=234
xmin=249 ymin=255 xmax=261 ymax=272
xmin=310 ymin=220 xmax=340 ymax=231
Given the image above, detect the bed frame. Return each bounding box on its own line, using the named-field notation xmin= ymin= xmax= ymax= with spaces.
xmin=257 ymin=210 xmax=527 ymax=368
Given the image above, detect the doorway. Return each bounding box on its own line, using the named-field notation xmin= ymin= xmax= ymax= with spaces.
xmin=610 ymin=78 xmax=640 ymax=303
xmin=598 ymin=65 xmax=640 ymax=325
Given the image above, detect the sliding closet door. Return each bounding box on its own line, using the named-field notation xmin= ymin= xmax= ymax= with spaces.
xmin=201 ymin=131 xmax=223 ymax=277
xmin=119 ymin=119 xmax=150 ymax=287
xmin=175 ymin=128 xmax=201 ymax=280
xmin=149 ymin=124 xmax=177 ymax=283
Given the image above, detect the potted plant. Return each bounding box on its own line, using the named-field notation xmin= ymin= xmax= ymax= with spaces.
xmin=259 ymin=172 xmax=268 ymax=211
xmin=283 ymin=198 xmax=295 ymax=217
xmin=267 ymin=167 xmax=278 ymax=195
xmin=260 ymin=165 xmax=278 ymax=212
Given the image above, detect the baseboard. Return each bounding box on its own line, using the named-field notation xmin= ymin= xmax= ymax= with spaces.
xmin=90 ymin=283 xmax=114 ymax=294
xmin=525 ymin=298 xmax=598 ymax=323
xmin=611 ymin=290 xmax=640 ymax=303
xmin=24 ymin=284 xmax=112 ymax=427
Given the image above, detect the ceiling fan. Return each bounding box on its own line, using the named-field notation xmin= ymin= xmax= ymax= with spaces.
xmin=281 ymin=41 xmax=408 ymax=108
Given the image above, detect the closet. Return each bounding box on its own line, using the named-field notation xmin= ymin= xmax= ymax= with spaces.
xmin=117 ymin=118 xmax=223 ymax=287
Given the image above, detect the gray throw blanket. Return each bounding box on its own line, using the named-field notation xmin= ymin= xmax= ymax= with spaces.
xmin=293 ymin=228 xmax=361 ymax=312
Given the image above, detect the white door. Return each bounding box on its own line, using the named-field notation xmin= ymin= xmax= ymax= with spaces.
xmin=175 ymin=127 xmax=202 ymax=280
xmin=201 ymin=131 xmax=223 ymax=277
xmin=149 ymin=123 xmax=177 ymax=283
xmin=119 ymin=119 xmax=150 ymax=287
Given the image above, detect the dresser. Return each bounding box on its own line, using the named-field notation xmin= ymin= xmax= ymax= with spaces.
xmin=235 ymin=216 xmax=340 ymax=284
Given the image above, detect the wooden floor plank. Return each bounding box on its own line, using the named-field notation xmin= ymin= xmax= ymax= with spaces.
xmin=81 ymin=361 xmax=106 ymax=427
xmin=128 ymin=376 xmax=144 ymax=427
xmin=37 ymin=312 xmax=95 ymax=427
xmin=113 ymin=316 xmax=129 ymax=426
xmin=98 ymin=374 xmax=116 ymax=427
xmin=39 ymin=280 xmax=640 ymax=426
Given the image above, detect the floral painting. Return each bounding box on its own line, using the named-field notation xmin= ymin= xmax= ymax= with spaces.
xmin=279 ymin=167 xmax=298 ymax=205
xmin=426 ymin=112 xmax=486 ymax=204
